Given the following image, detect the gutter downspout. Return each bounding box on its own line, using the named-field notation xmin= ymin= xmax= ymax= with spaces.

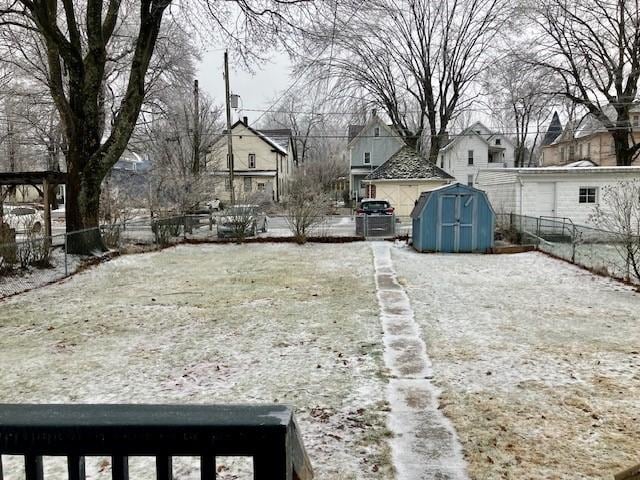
xmin=518 ymin=175 xmax=524 ymax=217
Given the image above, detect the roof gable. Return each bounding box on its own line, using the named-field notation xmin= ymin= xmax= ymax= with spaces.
xmin=365 ymin=146 xmax=454 ymax=181
xmin=221 ymin=120 xmax=288 ymax=155
xmin=347 ymin=116 xmax=404 ymax=149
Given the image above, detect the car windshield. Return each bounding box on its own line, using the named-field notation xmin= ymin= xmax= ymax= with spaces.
xmin=10 ymin=207 xmax=36 ymax=216
xmin=362 ymin=201 xmax=389 ymax=210
xmin=226 ymin=206 xmax=257 ymax=215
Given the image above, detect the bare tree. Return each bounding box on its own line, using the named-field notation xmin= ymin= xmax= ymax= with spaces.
xmin=0 ymin=0 xmax=309 ymax=253
xmin=525 ymin=0 xmax=640 ymax=166
xmin=591 ymin=180 xmax=640 ymax=283
xmin=299 ymin=0 xmax=507 ymax=161
xmin=141 ymin=90 xmax=223 ymax=216
xmin=483 ymin=54 xmax=554 ymax=167
xmin=284 ymin=173 xmax=331 ymax=244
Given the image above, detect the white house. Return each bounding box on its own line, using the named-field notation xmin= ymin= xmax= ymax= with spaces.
xmin=476 ymin=166 xmax=640 ymax=227
xmin=438 ymin=122 xmax=515 ymax=186
xmin=207 ymin=119 xmax=295 ymax=203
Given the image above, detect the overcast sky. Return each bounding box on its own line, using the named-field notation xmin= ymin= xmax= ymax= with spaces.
xmin=197 ymin=49 xmax=293 ymax=125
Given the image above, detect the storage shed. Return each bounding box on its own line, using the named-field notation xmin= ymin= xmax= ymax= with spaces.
xmin=411 ymin=183 xmax=495 ymax=253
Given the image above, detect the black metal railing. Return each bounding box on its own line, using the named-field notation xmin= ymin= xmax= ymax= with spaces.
xmin=0 ymin=404 xmax=313 ymax=480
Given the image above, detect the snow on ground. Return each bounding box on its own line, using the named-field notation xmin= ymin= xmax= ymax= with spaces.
xmin=391 ymin=247 xmax=640 ymax=480
xmin=0 ymin=243 xmax=391 ymax=480
xmin=0 ymin=247 xmax=85 ymax=298
xmin=372 ymin=243 xmax=468 ymax=480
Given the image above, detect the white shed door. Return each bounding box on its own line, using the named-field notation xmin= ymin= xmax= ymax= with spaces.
xmin=536 ymin=183 xmax=556 ymax=217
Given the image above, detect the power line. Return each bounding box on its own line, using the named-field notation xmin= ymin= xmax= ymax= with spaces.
xmin=250 ymin=0 xmax=367 ymax=125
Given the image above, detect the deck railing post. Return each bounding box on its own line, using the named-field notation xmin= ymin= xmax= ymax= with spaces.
xmin=111 ymin=456 xmax=129 ymax=480
xmin=156 ymin=455 xmax=172 ymax=480
xmin=25 ymin=455 xmax=43 ymax=480
xmin=200 ymin=456 xmax=216 ymax=480
xmin=253 ymin=447 xmax=290 ymax=480
xmin=67 ymin=455 xmax=86 ymax=480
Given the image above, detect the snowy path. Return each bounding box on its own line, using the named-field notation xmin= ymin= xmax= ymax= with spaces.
xmin=371 ymin=242 xmax=468 ymax=480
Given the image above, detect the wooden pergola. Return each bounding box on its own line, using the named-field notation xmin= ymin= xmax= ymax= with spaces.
xmin=0 ymin=171 xmax=67 ymax=237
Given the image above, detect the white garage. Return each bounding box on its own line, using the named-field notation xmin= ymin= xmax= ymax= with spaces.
xmin=476 ymin=166 xmax=640 ymax=227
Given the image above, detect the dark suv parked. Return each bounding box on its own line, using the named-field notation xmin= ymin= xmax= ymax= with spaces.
xmin=356 ymin=199 xmax=395 ymax=215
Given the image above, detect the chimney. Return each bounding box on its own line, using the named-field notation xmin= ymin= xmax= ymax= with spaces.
xmin=243 ymin=116 xmax=248 ymax=125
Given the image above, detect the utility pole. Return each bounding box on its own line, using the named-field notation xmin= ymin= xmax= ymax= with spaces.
xmin=192 ymin=79 xmax=200 ymax=175
xmin=224 ymin=51 xmax=235 ymax=204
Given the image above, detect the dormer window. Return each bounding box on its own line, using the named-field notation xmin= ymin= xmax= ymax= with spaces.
xmin=495 ymin=139 xmax=501 ymax=145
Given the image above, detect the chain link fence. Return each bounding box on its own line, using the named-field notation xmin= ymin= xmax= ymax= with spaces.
xmin=1 ymin=212 xmax=415 ymax=299
xmin=0 ymin=214 xmax=214 ymax=299
xmin=497 ymin=213 xmax=640 ymax=285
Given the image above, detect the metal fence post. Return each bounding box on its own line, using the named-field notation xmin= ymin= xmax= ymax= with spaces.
xmin=64 ymin=232 xmax=68 ymax=277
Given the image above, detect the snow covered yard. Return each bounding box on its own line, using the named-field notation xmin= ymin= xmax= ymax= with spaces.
xmin=392 ymin=248 xmax=640 ymax=480
xmin=0 ymin=243 xmax=391 ymax=480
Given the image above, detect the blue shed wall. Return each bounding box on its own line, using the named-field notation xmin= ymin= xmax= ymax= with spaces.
xmin=412 ymin=184 xmax=495 ymax=253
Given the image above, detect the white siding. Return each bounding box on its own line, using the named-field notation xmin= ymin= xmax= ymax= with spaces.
xmin=441 ymin=134 xmax=515 ymax=185
xmin=475 ymin=171 xmax=519 ymax=215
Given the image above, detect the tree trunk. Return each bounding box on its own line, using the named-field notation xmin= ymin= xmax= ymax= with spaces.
xmin=612 ymin=130 xmax=636 ymax=166
xmin=65 ymin=152 xmax=106 ymax=255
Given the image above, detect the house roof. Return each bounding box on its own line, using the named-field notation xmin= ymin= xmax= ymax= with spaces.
xmin=219 ymin=120 xmax=288 ymax=155
xmin=365 ymin=146 xmax=454 ymax=181
xmin=439 ymin=121 xmax=514 ymax=153
xmin=346 ymin=116 xmax=404 ymax=149
xmin=348 ymin=125 xmax=364 ymax=143
xmin=256 ymin=128 xmax=292 ymax=152
xmin=482 ymin=166 xmax=640 ymax=175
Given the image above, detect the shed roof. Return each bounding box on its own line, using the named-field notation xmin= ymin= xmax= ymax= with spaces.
xmin=365 ymin=146 xmax=454 ymax=181
xmin=410 ymin=183 xmax=494 ymax=219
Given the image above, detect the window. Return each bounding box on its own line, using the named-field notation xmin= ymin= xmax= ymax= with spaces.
xmin=633 ymin=115 xmax=639 ymax=127
xmin=587 ymin=142 xmax=591 ymax=158
xmin=226 ymin=154 xmax=234 ymax=169
xmin=467 ymin=174 xmax=474 ymax=187
xmin=257 ymin=182 xmax=266 ymax=192
xmin=439 ymin=155 xmax=444 ymax=168
xmin=374 ymin=127 xmax=380 ymax=137
xmin=560 ymin=147 xmax=565 ymax=161
xmin=468 ymin=150 xmax=474 ymax=165
xmin=244 ymin=177 xmax=252 ymax=192
xmin=224 ymin=178 xmax=231 ymax=191
xmin=569 ymin=144 xmax=575 ymax=161
xmin=280 ymin=157 xmax=283 ymax=172
xmin=495 ymin=138 xmax=501 ymax=145
xmin=364 ymin=152 xmax=371 ymax=164
xmin=248 ymin=153 xmax=256 ymax=169
xmin=578 ymin=143 xmax=582 ymax=158
xmin=579 ymin=187 xmax=597 ymax=204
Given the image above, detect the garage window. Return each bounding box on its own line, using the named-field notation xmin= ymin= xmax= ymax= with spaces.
xmin=579 ymin=187 xmax=597 ymax=204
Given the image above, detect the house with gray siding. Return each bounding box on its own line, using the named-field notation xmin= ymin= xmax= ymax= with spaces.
xmin=346 ymin=113 xmax=405 ymax=201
